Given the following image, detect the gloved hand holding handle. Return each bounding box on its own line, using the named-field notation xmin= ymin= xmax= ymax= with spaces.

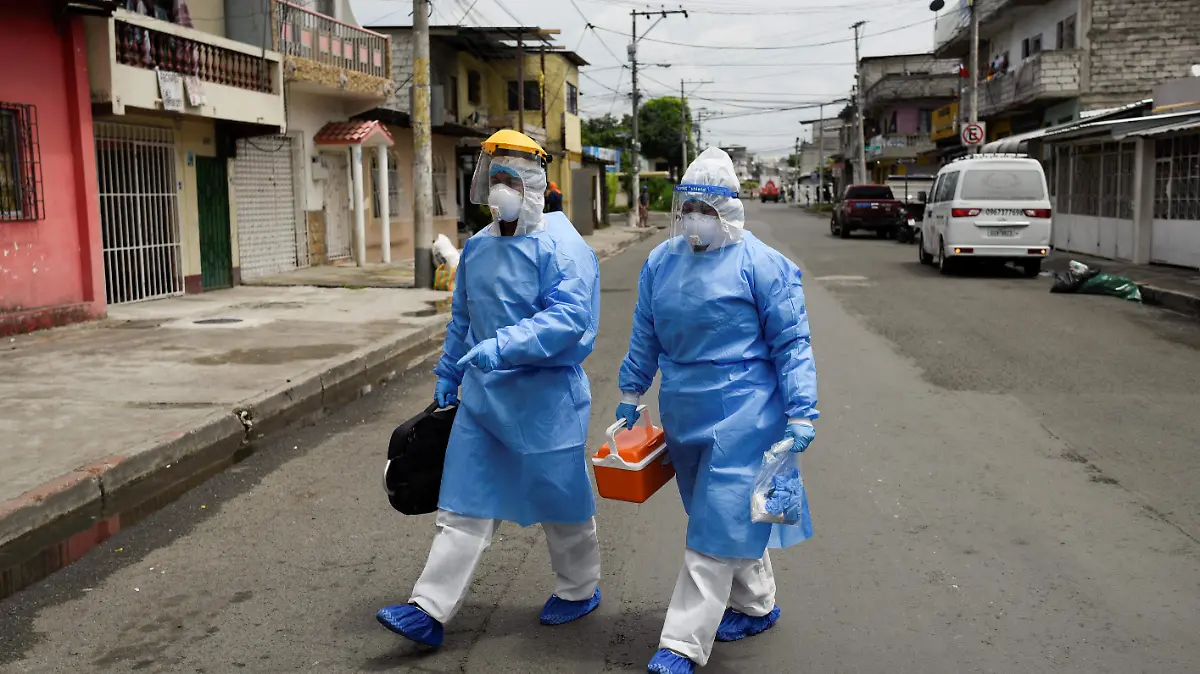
xmin=615 ymin=391 xmax=642 ymax=429
xmin=434 ymin=377 xmax=459 ymax=408
xmin=783 ymin=420 xmax=815 ymax=453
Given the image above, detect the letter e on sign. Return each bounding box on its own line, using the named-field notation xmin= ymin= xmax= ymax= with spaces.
xmin=961 ymin=122 xmax=986 ymax=146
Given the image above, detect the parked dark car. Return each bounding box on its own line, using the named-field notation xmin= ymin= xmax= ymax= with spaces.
xmin=830 ymin=184 xmax=907 ymax=239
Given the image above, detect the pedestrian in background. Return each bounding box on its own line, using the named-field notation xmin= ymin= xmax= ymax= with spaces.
xmin=376 ymin=130 xmax=603 ymax=647
xmin=615 ymin=147 xmax=819 ymax=674
xmin=545 ymin=181 xmax=563 ymax=213
xmin=639 ymin=184 xmax=650 ymax=227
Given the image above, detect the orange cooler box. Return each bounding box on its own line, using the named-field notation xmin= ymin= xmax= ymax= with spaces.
xmin=592 ymin=407 xmax=674 ymax=503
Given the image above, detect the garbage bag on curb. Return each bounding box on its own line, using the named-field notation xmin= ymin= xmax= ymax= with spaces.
xmin=751 ymin=439 xmax=812 ymax=527
xmin=1050 ymin=260 xmax=1141 ymax=302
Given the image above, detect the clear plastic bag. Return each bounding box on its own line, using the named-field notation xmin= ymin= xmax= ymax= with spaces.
xmin=751 ymin=439 xmax=807 ymax=525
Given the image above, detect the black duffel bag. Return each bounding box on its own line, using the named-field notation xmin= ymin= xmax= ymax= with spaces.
xmin=384 ymin=402 xmax=457 ymax=515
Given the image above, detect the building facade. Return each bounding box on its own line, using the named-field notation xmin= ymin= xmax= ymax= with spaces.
xmin=934 ymin=0 xmax=1200 ymax=139
xmin=0 ymin=1 xmax=111 ymax=336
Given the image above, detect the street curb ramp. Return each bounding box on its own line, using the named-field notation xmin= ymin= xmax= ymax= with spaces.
xmin=0 ymin=228 xmax=654 ymax=600
xmin=0 ymin=323 xmax=444 ymax=600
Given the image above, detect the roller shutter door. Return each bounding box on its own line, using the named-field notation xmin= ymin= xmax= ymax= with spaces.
xmin=233 ymin=136 xmax=306 ymax=279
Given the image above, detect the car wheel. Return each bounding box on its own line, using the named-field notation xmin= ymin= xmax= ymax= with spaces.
xmin=938 ymin=239 xmax=955 ymax=275
xmin=840 ymin=221 xmax=852 ymax=239
xmin=830 ymin=216 xmax=838 ymax=236
xmin=917 ymin=232 xmax=933 ymax=264
xmin=1021 ymin=259 xmax=1042 ymax=278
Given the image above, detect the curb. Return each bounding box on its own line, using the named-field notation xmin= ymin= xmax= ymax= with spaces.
xmin=0 ymin=228 xmax=652 ymax=600
xmin=1140 ymin=284 xmax=1200 ymax=319
xmin=0 ymin=323 xmax=444 ymax=600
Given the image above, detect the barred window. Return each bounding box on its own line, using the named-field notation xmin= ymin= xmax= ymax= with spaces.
xmin=370 ymin=151 xmax=404 ymax=216
xmin=0 ymin=102 xmax=44 ymax=221
xmin=1154 ymin=133 xmax=1200 ymax=221
xmin=431 ymin=154 xmax=449 ymax=217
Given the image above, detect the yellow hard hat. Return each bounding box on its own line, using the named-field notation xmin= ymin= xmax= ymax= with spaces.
xmin=482 ymin=129 xmax=550 ymax=164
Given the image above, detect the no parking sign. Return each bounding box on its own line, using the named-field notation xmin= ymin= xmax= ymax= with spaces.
xmin=961 ymin=122 xmax=986 ymax=146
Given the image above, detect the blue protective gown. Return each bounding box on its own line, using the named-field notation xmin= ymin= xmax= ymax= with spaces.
xmin=618 ymin=231 xmax=818 ymax=559
xmin=434 ymin=212 xmax=600 ymax=527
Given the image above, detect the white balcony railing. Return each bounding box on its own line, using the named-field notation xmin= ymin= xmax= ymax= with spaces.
xmin=274 ymin=0 xmax=390 ymax=79
xmin=867 ymin=133 xmax=936 ymax=159
xmin=86 ymin=10 xmax=285 ymax=128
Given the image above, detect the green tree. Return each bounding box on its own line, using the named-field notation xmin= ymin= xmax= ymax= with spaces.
xmin=638 ymin=96 xmax=695 ymax=176
xmin=581 ymin=113 xmax=630 ymax=149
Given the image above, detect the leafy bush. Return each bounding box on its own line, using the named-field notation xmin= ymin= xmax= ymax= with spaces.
xmin=645 ymin=177 xmax=674 ymax=212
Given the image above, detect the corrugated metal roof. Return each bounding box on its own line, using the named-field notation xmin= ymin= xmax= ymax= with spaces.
xmin=1118 ymin=117 xmax=1200 ymax=138
xmin=1041 ymin=109 xmax=1200 ymax=142
xmin=313 ymin=121 xmax=394 ymax=147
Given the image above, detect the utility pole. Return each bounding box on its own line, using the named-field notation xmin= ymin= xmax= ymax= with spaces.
xmin=629 ymin=8 xmax=688 ymax=227
xmin=516 ymin=30 xmax=525 ymax=133
xmin=968 ymin=0 xmax=980 ymax=153
xmin=412 ymin=0 xmax=433 ymax=287
xmin=851 ymin=20 xmax=868 ymax=185
xmin=679 ymin=79 xmax=711 ymax=176
xmin=817 ymin=103 xmax=825 ymax=202
xmin=681 ymin=79 xmax=687 ymax=173
xmin=793 ymin=135 xmax=800 ymax=202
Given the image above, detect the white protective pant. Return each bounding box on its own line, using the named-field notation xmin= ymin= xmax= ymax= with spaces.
xmin=408 ymin=509 xmax=601 ymax=624
xmin=659 ymin=548 xmax=777 ymax=667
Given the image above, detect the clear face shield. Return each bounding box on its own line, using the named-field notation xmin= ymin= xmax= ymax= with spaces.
xmin=669 ymin=184 xmax=745 ymax=254
xmin=469 ymin=149 xmax=547 ymax=233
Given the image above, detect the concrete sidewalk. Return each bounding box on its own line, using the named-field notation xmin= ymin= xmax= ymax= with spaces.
xmin=0 ymin=223 xmax=653 ymax=599
xmin=1046 ymin=252 xmax=1200 ymax=318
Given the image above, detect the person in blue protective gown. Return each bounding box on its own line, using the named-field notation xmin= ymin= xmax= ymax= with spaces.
xmin=376 ymin=130 xmax=603 ymax=647
xmin=615 ymin=147 xmax=819 ymax=673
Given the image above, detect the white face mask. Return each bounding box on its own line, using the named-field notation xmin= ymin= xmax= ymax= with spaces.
xmin=681 ymin=212 xmax=723 ymax=247
xmin=488 ymin=183 xmax=523 ymax=223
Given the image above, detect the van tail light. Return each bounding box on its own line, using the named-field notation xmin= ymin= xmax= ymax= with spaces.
xmin=1023 ymin=208 xmax=1052 ymax=218
xmin=951 ymin=208 xmax=981 ymax=218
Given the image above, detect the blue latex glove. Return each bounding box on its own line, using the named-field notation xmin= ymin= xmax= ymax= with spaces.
xmin=784 ymin=422 xmax=815 ymax=453
xmin=456 ymin=338 xmax=502 ymax=372
xmin=434 ymin=377 xmax=459 ymax=408
xmin=615 ymin=402 xmax=641 ymax=429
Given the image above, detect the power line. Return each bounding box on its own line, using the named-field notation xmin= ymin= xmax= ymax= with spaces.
xmin=578 ymin=0 xmax=916 ymax=16
xmin=591 ymin=14 xmax=934 ymax=50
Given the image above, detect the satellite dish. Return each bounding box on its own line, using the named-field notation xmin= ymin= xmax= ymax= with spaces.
xmin=929 ymin=0 xmax=945 ymax=10
xmin=1191 ymin=64 xmax=1200 ymax=77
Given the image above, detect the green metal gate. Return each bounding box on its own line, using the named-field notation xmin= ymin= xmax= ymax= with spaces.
xmin=196 ymin=156 xmax=233 ymax=290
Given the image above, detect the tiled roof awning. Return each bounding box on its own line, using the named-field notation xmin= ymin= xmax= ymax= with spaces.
xmin=313 ymin=120 xmax=394 ymax=147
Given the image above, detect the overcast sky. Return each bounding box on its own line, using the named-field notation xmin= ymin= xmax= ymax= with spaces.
xmin=349 ymin=0 xmax=946 ymax=157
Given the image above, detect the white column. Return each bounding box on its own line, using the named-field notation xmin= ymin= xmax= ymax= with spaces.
xmin=351 ymin=144 xmax=367 ymax=267
xmin=377 ymin=145 xmax=391 ymax=264
xmin=1131 ymin=137 xmax=1154 ymax=265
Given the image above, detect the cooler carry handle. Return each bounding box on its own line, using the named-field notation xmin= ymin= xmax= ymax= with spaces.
xmin=605 ymin=404 xmax=650 ymax=456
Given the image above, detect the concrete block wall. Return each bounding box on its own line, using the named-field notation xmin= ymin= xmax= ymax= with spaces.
xmin=1037 ymin=50 xmax=1081 ymax=95
xmin=1083 ymin=0 xmax=1200 ymax=109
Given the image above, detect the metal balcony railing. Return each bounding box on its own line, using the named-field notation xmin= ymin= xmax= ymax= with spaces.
xmin=274 ymin=0 xmax=389 ymax=79
xmin=115 ymin=18 xmax=274 ymax=92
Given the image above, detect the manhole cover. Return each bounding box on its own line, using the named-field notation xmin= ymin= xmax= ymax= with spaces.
xmin=194 ymin=318 xmax=243 ymax=325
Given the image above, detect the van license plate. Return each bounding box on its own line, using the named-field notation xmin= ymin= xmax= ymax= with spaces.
xmin=987 ymin=228 xmax=1017 ymax=237
xmin=984 ymin=208 xmax=1023 ymax=216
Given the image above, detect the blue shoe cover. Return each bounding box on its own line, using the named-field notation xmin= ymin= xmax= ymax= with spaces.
xmin=715 ymin=605 xmax=781 ymax=642
xmin=539 ymin=588 xmax=601 ymax=625
xmin=376 ymin=603 xmax=444 ymax=647
xmin=647 ymin=649 xmax=695 ymax=674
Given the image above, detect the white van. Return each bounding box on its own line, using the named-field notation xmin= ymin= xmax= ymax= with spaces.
xmin=918 ymin=154 xmax=1052 ymax=277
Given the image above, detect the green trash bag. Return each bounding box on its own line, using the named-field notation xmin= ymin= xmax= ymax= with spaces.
xmin=1078 ymin=273 xmax=1142 ymax=302
xmin=1050 ymin=260 xmax=1142 ymax=302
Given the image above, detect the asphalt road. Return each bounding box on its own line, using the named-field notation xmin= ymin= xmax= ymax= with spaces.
xmin=3 ymin=204 xmax=1199 ymax=673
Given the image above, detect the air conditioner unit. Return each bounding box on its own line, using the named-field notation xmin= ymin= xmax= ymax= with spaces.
xmin=410 ymin=84 xmax=445 ymax=126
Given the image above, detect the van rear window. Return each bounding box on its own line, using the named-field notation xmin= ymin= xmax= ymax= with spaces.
xmin=846 ymin=186 xmax=894 ymax=199
xmin=959 ymin=169 xmax=1045 ymax=200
